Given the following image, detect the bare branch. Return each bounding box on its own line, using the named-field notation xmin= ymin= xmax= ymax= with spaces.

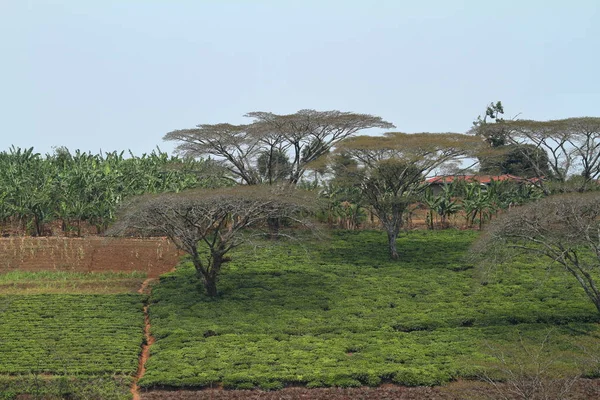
xmin=473 ymin=192 xmax=600 ymax=313
xmin=107 ymin=185 xmax=318 ymax=296
xmin=164 ymin=110 xmax=395 ymax=186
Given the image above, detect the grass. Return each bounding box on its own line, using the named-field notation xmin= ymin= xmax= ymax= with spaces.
xmin=0 ymin=271 xmax=146 ymax=399
xmin=0 ymin=270 xmax=146 ymax=294
xmin=0 ymin=270 xmax=147 ymax=282
xmin=140 ymin=230 xmax=600 ymax=390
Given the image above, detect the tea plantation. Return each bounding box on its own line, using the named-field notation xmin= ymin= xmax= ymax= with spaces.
xmin=140 ymin=230 xmax=600 ymax=390
xmin=0 ymin=272 xmax=146 ymax=399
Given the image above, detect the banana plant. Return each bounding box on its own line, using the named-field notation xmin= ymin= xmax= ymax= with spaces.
xmin=0 ymin=146 xmax=231 ymax=236
xmin=435 ymin=185 xmax=461 ymax=228
xmin=461 ymin=182 xmax=496 ymax=229
xmin=422 ymin=188 xmax=441 ymax=230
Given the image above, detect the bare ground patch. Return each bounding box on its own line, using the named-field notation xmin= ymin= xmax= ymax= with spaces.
xmin=141 ymin=379 xmax=600 ymax=400
xmin=0 ymin=236 xmax=181 ymax=277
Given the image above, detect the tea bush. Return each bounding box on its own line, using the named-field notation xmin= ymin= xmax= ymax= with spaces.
xmin=0 ymin=375 xmax=131 ymax=400
xmin=0 ymin=294 xmax=144 ymax=374
xmin=0 ymin=271 xmax=146 ymax=399
xmin=141 ymin=230 xmax=600 ymax=389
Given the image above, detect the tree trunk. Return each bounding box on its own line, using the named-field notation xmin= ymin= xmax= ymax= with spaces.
xmin=387 ymin=230 xmax=399 ymax=260
xmin=203 ymin=276 xmax=218 ymax=297
xmin=593 ymin=297 xmax=600 ymax=315
xmin=190 ymin=250 xmax=218 ymax=297
xmin=267 ymin=217 xmax=280 ymax=239
xmin=194 ymin=263 xmax=219 ymax=298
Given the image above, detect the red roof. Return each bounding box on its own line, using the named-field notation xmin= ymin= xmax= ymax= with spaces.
xmin=426 ymin=174 xmax=541 ymax=184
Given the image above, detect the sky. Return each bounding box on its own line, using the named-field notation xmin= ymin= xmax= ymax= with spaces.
xmin=1 ymin=0 xmax=599 ymax=156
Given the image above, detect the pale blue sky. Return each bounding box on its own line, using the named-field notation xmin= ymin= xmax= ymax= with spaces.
xmin=1 ymin=1 xmax=598 ymax=156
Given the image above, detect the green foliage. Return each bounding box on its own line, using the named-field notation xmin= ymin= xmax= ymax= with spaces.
xmin=461 ymin=183 xmax=496 ymax=229
xmin=0 ymin=270 xmax=145 ymax=398
xmin=319 ymin=181 xmax=366 ymax=229
xmin=479 ymin=144 xmax=552 ymax=178
xmin=432 ymin=186 xmax=461 ymax=228
xmin=140 ymin=231 xmax=600 ymax=389
xmin=0 ymin=270 xmax=146 ymax=283
xmin=256 ymin=149 xmax=292 ymax=183
xmin=0 ymin=271 xmax=147 ymax=294
xmin=0 ymin=146 xmax=231 ymax=235
xmin=0 ymin=294 xmax=145 ymax=374
xmin=421 ymin=180 xmax=544 ymax=230
xmin=0 ymin=375 xmax=132 ymax=400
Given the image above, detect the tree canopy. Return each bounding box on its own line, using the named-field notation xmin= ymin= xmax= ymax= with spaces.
xmin=474 ymin=116 xmax=600 ymax=191
xmin=334 ymin=132 xmax=482 ymax=259
xmin=472 ymin=101 xmax=552 ymax=179
xmin=163 ymin=109 xmax=395 ymax=186
xmin=107 ymin=185 xmax=317 ymax=296
xmin=479 ymin=144 xmax=552 ymax=178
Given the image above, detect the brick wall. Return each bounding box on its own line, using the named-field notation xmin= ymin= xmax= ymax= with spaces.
xmin=0 ymin=237 xmax=181 ymax=277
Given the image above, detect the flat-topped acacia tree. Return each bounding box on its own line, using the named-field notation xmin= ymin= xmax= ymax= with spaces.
xmin=474 ymin=116 xmax=600 ymax=192
xmin=107 ymin=185 xmax=316 ymax=296
xmin=163 ymin=109 xmax=395 ymax=185
xmin=335 ymin=132 xmax=483 ymax=260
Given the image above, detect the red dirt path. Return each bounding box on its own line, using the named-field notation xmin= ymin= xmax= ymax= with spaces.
xmin=132 ymin=278 xmax=158 ymax=400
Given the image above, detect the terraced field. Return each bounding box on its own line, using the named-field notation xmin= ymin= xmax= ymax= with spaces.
xmin=0 ymin=271 xmax=146 ymax=399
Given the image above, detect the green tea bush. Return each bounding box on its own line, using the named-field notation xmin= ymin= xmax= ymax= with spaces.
xmin=0 ymin=374 xmax=132 ymax=400
xmin=141 ymin=230 xmax=600 ymax=389
xmin=0 ymin=294 xmax=144 ymax=374
xmin=0 ymin=271 xmax=146 ymax=398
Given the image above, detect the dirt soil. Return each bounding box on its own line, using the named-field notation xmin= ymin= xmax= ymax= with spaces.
xmin=141 ymin=379 xmax=600 ymax=400
xmin=0 ymin=236 xmax=181 ymax=277
xmin=132 ymin=278 xmax=158 ymax=400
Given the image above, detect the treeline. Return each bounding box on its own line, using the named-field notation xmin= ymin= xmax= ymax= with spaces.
xmin=4 ymin=107 xmax=599 ymax=238
xmin=161 ymin=108 xmax=600 ymax=256
xmin=0 ymin=147 xmax=230 ymax=236
xmin=321 ymin=176 xmax=543 ymax=231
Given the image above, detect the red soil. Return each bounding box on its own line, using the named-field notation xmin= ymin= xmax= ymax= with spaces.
xmin=140 ymin=379 xmax=600 ymax=400
xmin=0 ymin=236 xmax=181 ymax=277
xmin=131 ymin=278 xmax=158 ymax=400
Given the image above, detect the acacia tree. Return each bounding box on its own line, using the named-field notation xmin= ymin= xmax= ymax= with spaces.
xmin=473 ymin=192 xmax=600 ymax=314
xmin=164 ymin=123 xmax=262 ymax=185
xmin=497 ymin=120 xmax=574 ymax=185
xmin=568 ymin=117 xmax=600 ymax=182
xmin=472 ymin=102 xmax=552 ymax=179
xmin=107 ymin=186 xmax=316 ymax=297
xmin=475 ymin=117 xmax=600 ymax=192
xmin=163 ymin=110 xmax=395 ymax=186
xmin=335 ymin=132 xmax=482 ymax=259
